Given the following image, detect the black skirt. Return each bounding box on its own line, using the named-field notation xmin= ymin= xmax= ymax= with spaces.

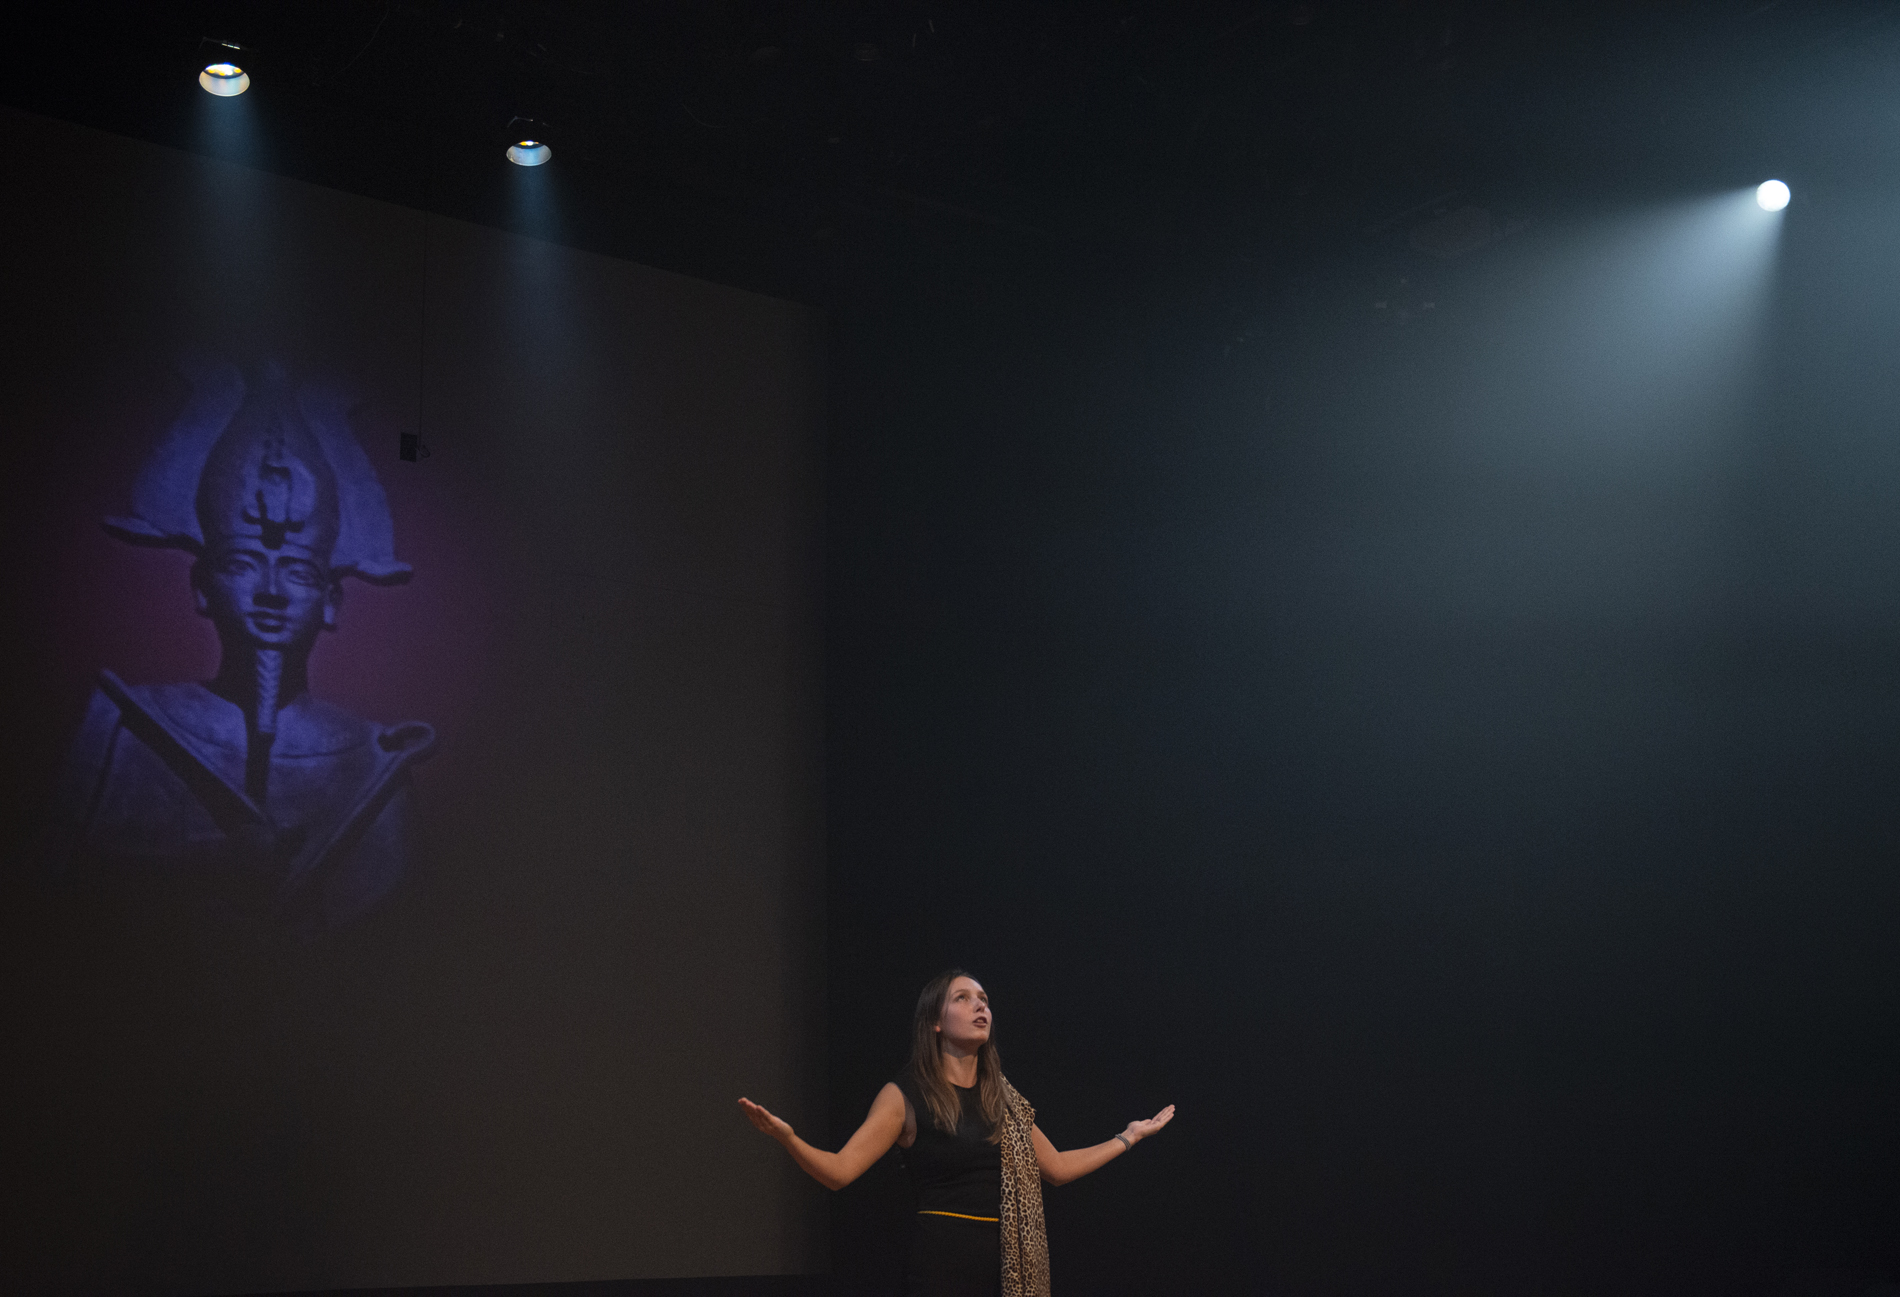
xmin=906 ymin=1213 xmax=1001 ymax=1297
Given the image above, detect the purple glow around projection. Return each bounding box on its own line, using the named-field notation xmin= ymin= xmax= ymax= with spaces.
xmin=44 ymin=362 xmax=436 ymax=933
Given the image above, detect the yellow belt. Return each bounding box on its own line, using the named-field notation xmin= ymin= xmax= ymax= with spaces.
xmin=917 ymin=1210 xmax=1000 ymax=1222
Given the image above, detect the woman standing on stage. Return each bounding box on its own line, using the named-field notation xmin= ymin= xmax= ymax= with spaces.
xmin=738 ymin=969 xmax=1175 ymax=1297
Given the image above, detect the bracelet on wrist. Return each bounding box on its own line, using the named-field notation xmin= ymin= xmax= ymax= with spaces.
xmin=1115 ymin=1133 xmax=1133 ymax=1152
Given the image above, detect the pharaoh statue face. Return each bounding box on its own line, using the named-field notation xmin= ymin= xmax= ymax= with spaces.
xmin=192 ymin=541 xmax=338 ymax=651
xmin=188 ymin=382 xmax=344 ymax=655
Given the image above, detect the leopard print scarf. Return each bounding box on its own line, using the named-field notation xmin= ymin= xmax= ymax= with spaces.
xmin=998 ymin=1078 xmax=1051 ymax=1297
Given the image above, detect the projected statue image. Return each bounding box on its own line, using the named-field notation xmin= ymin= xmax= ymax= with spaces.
xmin=46 ymin=362 xmax=435 ymax=931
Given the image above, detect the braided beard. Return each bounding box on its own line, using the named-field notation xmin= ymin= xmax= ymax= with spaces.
xmin=244 ymin=647 xmax=283 ymax=805
xmin=252 ymin=647 xmax=283 ymax=738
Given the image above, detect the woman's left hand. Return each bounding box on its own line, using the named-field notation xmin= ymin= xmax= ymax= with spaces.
xmin=1123 ymin=1104 xmax=1176 ymax=1145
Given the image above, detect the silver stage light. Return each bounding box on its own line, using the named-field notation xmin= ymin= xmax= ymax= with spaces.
xmin=199 ymin=61 xmax=250 ymax=96
xmin=507 ymin=140 xmax=552 ymax=167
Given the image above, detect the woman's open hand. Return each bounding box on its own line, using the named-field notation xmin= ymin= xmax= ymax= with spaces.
xmin=738 ymin=1096 xmax=794 ymax=1144
xmin=1122 ymin=1103 xmax=1176 ymax=1146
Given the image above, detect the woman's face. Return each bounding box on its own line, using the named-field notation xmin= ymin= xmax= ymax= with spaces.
xmin=938 ymin=976 xmax=992 ymax=1051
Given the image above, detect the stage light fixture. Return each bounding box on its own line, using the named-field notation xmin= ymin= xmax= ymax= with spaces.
xmin=507 ymin=139 xmax=552 ymax=167
xmin=200 ymin=61 xmax=250 ymax=96
xmin=198 ymin=41 xmax=250 ymax=96
xmin=504 ymin=116 xmax=554 ymax=167
xmin=1756 ymin=179 xmax=1790 ymax=211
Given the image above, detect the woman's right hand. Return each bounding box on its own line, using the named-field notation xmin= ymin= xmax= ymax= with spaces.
xmin=739 ymin=1082 xmax=906 ymax=1191
xmin=738 ymin=1096 xmax=794 ymax=1144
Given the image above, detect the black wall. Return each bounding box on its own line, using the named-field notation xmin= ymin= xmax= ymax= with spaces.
xmin=821 ymin=189 xmax=1900 ymax=1296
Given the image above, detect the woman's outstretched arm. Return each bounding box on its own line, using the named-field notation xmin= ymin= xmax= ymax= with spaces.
xmin=1031 ymin=1104 xmax=1175 ymax=1186
xmin=738 ymin=1083 xmax=908 ymax=1191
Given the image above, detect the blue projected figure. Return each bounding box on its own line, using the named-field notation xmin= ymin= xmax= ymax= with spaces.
xmin=45 ymin=362 xmax=434 ymax=931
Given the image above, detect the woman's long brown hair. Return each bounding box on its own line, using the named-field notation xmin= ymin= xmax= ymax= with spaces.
xmin=906 ymin=968 xmax=1005 ymax=1142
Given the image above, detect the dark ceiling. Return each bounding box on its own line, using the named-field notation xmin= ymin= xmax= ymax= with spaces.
xmin=8 ymin=1 xmax=1900 ymax=311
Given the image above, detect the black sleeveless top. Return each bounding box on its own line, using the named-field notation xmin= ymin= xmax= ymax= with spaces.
xmin=894 ymin=1074 xmax=1002 ymax=1219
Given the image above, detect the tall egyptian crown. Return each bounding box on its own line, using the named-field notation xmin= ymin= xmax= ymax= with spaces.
xmin=105 ymin=360 xmax=412 ymax=585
